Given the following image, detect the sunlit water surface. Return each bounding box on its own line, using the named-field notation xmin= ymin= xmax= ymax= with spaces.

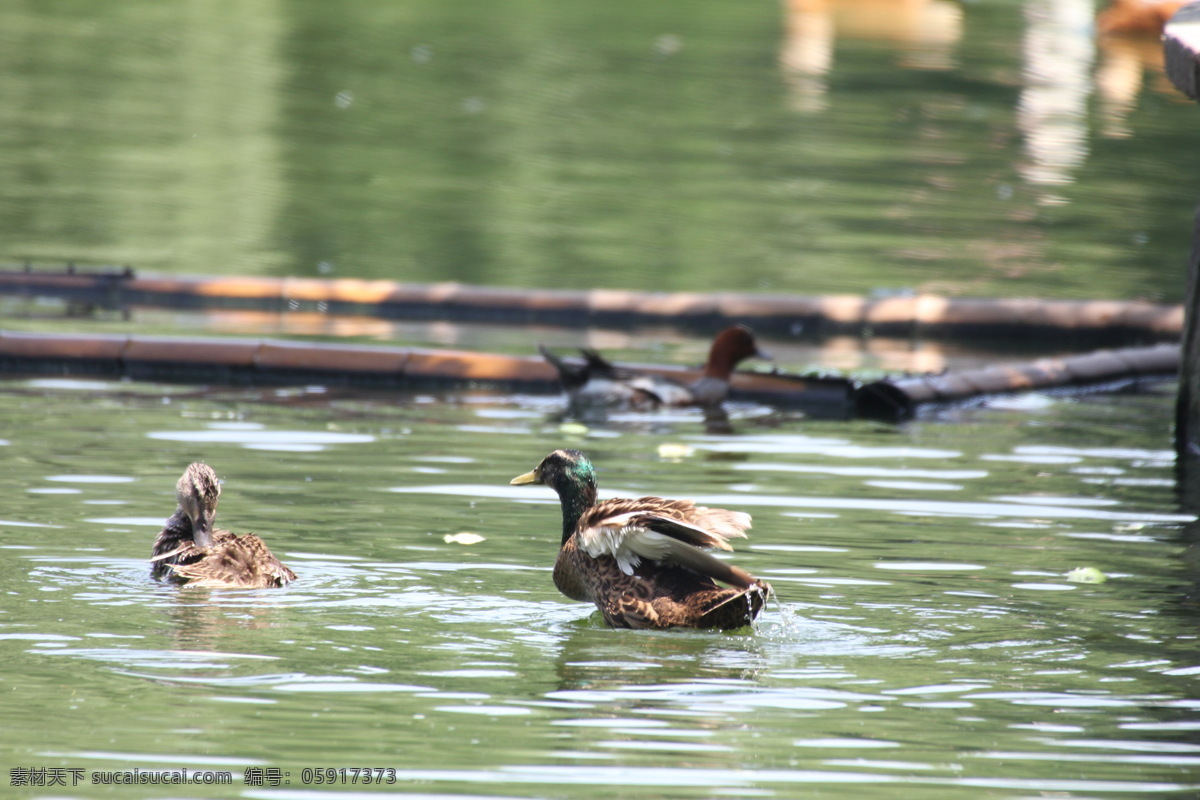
xmin=2 ymin=0 xmax=1198 ymax=301
xmin=2 ymin=378 xmax=1198 ymax=799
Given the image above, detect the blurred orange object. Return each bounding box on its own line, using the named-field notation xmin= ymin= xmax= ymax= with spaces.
xmin=1097 ymin=0 xmax=1188 ymax=36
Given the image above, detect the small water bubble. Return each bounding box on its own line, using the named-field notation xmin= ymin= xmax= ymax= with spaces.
xmin=411 ymin=44 xmax=433 ymax=64
xmin=317 ymin=261 xmax=334 ymax=275
xmin=996 ymin=183 xmax=1013 ymax=200
xmin=334 ymin=90 xmax=354 ymax=110
xmin=1132 ymin=232 xmax=1148 ymax=246
xmin=461 ymin=97 xmax=486 ymax=115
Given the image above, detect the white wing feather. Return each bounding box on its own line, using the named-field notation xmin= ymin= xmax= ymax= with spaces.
xmin=579 ymin=510 xmax=752 ymax=577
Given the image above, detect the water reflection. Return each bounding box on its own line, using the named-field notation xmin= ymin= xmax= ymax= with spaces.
xmin=1018 ymin=0 xmax=1095 ymax=197
xmin=548 ymin=397 xmax=748 ymax=435
xmin=1096 ymin=30 xmax=1178 ymax=138
xmin=2 ymin=0 xmax=1195 ymax=302
xmin=158 ymin=590 xmax=298 ymax=652
xmin=776 ymin=0 xmax=1184 ymax=213
xmin=779 ymin=0 xmax=963 ymax=111
xmin=775 ymin=0 xmax=1185 ymax=175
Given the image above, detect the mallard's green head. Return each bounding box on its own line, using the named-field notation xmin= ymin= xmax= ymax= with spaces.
xmin=176 ymin=462 xmax=221 ymax=548
xmin=511 ymin=448 xmax=594 ymax=490
xmin=511 ymin=449 xmax=598 ymax=544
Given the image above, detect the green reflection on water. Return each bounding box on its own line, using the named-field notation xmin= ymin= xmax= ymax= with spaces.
xmin=0 ymin=379 xmax=1198 ymax=798
xmin=0 ymin=1 xmax=1195 ymax=301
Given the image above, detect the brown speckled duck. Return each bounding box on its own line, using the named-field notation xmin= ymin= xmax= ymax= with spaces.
xmin=540 ymin=325 xmax=769 ymax=409
xmin=511 ymin=449 xmax=771 ymax=630
xmin=151 ymin=463 xmax=296 ymax=589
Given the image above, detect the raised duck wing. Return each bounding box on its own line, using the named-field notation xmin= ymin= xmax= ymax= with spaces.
xmin=579 ymin=348 xmax=624 ymax=378
xmin=539 ymin=345 xmax=590 ymax=390
xmin=576 ymin=499 xmax=755 ymax=586
xmin=588 ymin=497 xmax=751 ymax=541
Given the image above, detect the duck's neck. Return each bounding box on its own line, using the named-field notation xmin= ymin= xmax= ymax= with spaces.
xmin=154 ymin=509 xmax=194 ymax=555
xmin=704 ymin=346 xmax=738 ymax=380
xmin=556 ymin=480 xmax=597 ymax=547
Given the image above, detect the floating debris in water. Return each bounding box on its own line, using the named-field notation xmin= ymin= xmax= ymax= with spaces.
xmin=444 ymin=532 xmax=485 ymax=545
xmin=657 ymin=443 xmax=695 ymax=460
xmin=1065 ymin=566 xmax=1107 ymax=584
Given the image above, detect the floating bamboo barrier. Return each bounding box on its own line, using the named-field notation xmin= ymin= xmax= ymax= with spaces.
xmin=856 ymin=343 xmax=1179 ymax=420
xmin=0 ymin=266 xmax=1183 ymax=344
xmin=0 ymin=267 xmax=1183 ymax=420
xmin=0 ymin=330 xmax=858 ymax=416
xmin=0 ymin=330 xmax=1177 ymax=421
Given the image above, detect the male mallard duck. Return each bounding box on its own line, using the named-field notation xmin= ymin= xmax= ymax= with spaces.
xmin=540 ymin=325 xmax=769 ymax=409
xmin=150 ymin=462 xmax=296 ymax=589
xmin=510 ymin=449 xmax=771 ymax=629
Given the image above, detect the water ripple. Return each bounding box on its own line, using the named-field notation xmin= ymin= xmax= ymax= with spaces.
xmin=237 ymin=765 xmax=1195 ymax=794
xmin=409 ymin=483 xmax=1194 ymax=523
xmin=146 ymin=429 xmax=375 ymax=451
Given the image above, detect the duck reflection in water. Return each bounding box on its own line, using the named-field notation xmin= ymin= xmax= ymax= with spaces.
xmin=511 ymin=449 xmax=771 ymax=630
xmin=151 ymin=462 xmax=296 ymax=589
xmin=162 ymin=589 xmax=288 ymax=651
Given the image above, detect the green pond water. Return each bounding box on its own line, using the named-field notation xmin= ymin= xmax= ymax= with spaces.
xmin=3 ymin=1 xmax=1200 ymax=796
xmin=1 ymin=0 xmax=1198 ymax=302
xmin=1 ymin=377 xmax=1198 ymax=799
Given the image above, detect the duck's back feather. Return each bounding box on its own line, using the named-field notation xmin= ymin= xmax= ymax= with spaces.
xmin=159 ymin=530 xmax=296 ymax=589
xmin=554 ymin=538 xmax=768 ymax=629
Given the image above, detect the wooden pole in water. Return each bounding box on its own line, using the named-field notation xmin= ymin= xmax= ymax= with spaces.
xmin=0 ymin=330 xmax=858 ymax=415
xmin=1177 ymin=210 xmax=1200 ymax=458
xmin=0 ymin=266 xmax=1184 ymax=345
xmin=856 ymin=344 xmax=1179 ymax=421
xmin=1165 ymin=4 xmax=1200 ymax=460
